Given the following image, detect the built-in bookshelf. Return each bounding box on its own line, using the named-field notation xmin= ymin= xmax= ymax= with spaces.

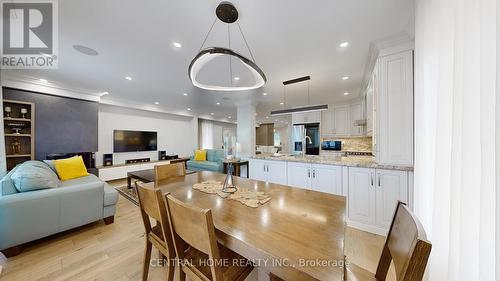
xmin=3 ymin=100 xmax=35 ymax=170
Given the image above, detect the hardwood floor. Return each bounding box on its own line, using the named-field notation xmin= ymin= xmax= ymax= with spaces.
xmin=0 ymin=179 xmax=390 ymax=281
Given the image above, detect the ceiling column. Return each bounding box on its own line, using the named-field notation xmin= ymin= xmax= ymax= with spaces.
xmin=236 ymin=100 xmax=256 ymax=159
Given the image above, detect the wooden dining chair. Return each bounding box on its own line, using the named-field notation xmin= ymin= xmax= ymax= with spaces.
xmin=345 ymin=201 xmax=432 ymax=281
xmin=155 ymin=162 xmax=186 ymax=183
xmin=134 ymin=182 xmax=176 ymax=281
xmin=165 ymin=193 xmax=254 ymax=281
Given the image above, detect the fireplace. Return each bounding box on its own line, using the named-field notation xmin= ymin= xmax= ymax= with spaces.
xmin=46 ymin=152 xmax=97 ymax=175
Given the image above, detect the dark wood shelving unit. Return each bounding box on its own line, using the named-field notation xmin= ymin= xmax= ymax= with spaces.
xmin=3 ymin=99 xmax=35 ymax=170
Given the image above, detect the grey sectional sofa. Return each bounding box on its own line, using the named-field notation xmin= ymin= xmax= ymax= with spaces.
xmin=0 ymin=161 xmax=118 ymax=257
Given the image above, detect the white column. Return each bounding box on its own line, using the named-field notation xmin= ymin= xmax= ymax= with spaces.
xmin=236 ymin=101 xmax=256 ymax=159
xmin=190 ymin=116 xmax=199 ymax=150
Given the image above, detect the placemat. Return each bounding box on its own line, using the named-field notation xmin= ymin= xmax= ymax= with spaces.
xmin=193 ymin=180 xmax=271 ymax=208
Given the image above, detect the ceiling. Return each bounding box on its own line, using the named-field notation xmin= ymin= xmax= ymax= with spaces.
xmin=2 ymin=0 xmax=415 ymax=124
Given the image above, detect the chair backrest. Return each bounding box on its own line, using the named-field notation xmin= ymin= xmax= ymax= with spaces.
xmin=166 ymin=194 xmax=223 ymax=281
xmin=155 ymin=163 xmax=186 ymax=183
xmin=134 ymin=182 xmax=175 ymax=257
xmin=375 ymin=201 xmax=432 ymax=281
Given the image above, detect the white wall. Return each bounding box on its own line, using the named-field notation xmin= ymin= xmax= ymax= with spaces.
xmin=97 ymin=104 xmax=197 ymax=165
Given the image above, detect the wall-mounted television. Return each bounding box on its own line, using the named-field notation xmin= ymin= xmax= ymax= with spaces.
xmin=113 ymin=130 xmax=157 ymax=153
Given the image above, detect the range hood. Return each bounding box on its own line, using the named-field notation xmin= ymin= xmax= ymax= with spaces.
xmin=271 ymin=76 xmax=328 ymax=116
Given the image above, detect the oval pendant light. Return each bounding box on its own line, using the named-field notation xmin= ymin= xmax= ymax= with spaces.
xmin=188 ymin=2 xmax=266 ymax=91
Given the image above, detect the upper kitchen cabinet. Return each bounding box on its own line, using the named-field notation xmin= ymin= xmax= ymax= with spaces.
xmin=375 ymin=47 xmax=414 ymax=166
xmin=365 ymin=66 xmax=377 ymax=136
xmin=349 ymin=102 xmax=364 ymax=136
xmin=292 ymin=111 xmax=321 ymax=125
xmin=333 ymin=105 xmax=349 ymax=136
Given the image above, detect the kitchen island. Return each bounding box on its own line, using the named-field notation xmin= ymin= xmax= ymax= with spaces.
xmin=249 ymin=154 xmax=413 ymax=235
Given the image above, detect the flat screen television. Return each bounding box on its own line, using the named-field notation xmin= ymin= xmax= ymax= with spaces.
xmin=113 ymin=130 xmax=157 ymax=153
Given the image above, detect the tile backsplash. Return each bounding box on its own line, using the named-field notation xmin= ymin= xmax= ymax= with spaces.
xmin=322 ymin=136 xmax=373 ymax=152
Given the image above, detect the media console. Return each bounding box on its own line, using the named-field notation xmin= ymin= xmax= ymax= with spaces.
xmin=96 ymin=157 xmax=190 ymax=181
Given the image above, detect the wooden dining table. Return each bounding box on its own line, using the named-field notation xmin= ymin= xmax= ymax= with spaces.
xmin=149 ymin=171 xmax=346 ymax=281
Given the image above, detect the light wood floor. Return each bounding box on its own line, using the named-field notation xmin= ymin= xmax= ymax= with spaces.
xmin=0 ymin=179 xmax=390 ymax=281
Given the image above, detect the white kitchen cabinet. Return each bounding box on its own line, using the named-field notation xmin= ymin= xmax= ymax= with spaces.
xmin=376 ymin=49 xmax=414 ymax=166
xmin=333 ymin=105 xmax=349 ymax=136
xmin=292 ymin=111 xmax=321 ymax=125
xmin=249 ymin=159 xmax=267 ymax=182
xmin=366 ymin=71 xmax=375 ymax=136
xmin=375 ymin=169 xmax=408 ymax=228
xmin=267 ymin=160 xmax=287 ymax=185
xmin=287 ymin=162 xmax=312 ymax=189
xmin=286 ymin=162 xmax=342 ymax=195
xmin=249 ymin=159 xmax=287 ymax=185
xmin=347 ymin=166 xmax=409 ymax=234
xmin=321 ymin=109 xmax=334 ymax=136
xmin=312 ymin=164 xmax=342 ymax=195
xmin=348 ymin=167 xmax=376 ymax=225
xmin=349 ymin=102 xmax=363 ymax=136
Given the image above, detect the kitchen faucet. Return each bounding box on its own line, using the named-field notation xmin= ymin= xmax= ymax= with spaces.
xmin=302 ymin=135 xmax=312 ymax=156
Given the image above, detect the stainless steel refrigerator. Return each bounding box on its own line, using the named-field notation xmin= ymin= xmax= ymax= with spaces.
xmin=292 ymin=123 xmax=320 ymax=155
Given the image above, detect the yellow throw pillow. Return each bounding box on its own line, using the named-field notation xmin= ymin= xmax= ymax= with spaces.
xmin=194 ymin=150 xmax=207 ymax=161
xmin=54 ymin=156 xmax=89 ymax=181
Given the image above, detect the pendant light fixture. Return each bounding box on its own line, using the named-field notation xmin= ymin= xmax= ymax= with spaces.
xmin=271 ymin=76 xmax=329 ymax=116
xmin=188 ymin=2 xmax=266 ymax=91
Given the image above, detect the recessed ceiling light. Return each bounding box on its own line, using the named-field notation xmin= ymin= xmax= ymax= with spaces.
xmin=228 ymin=116 xmax=232 ymax=119
xmin=344 ymin=92 xmax=350 ymax=96
xmin=340 ymin=42 xmax=349 ymax=48
xmin=263 ymin=92 xmax=268 ymax=96
xmin=39 ymin=79 xmax=48 ymax=83
xmin=173 ymin=42 xmax=182 ymax=48
xmin=216 ymin=102 xmax=220 ymax=105
xmin=183 ymin=93 xmax=188 ymax=96
xmin=187 ymin=107 xmax=191 ymax=111
xmin=101 ymin=92 xmax=109 ymax=96
xmin=279 ymin=102 xmax=284 ymax=105
xmin=274 ymin=119 xmax=278 ymax=122
xmin=210 ymin=113 xmax=214 ymax=115
xmin=265 ymin=116 xmax=269 ymax=119
xmin=234 ymin=76 xmax=240 ymax=81
xmin=342 ymin=76 xmax=350 ymax=80
xmin=125 ymin=76 xmax=132 ymax=81
xmin=154 ymin=102 xmax=160 ymax=105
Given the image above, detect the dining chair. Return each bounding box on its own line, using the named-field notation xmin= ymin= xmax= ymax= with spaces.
xmin=134 ymin=182 xmax=176 ymax=281
xmin=345 ymin=201 xmax=432 ymax=281
xmin=165 ymin=193 xmax=254 ymax=281
xmin=155 ymin=162 xmax=186 ymax=183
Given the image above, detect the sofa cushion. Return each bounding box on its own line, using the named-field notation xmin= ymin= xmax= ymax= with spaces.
xmin=54 ymin=156 xmax=89 ymax=181
xmin=206 ymin=149 xmax=216 ymax=162
xmin=0 ymin=166 xmax=19 ymax=196
xmin=103 ymin=183 xmax=119 ymax=206
xmin=43 ymin=159 xmax=56 ymax=173
xmin=11 ymin=161 xmax=61 ymax=192
xmin=60 ymin=173 xmax=102 ymax=188
xmin=187 ymin=160 xmax=220 ymax=171
xmin=194 ymin=150 xmax=207 ymax=161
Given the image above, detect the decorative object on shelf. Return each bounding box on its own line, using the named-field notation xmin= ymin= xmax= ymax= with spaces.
xmin=4 ymin=106 xmax=11 ymax=118
xmin=188 ymin=1 xmax=266 ymax=91
xmin=271 ymin=76 xmax=329 ymax=116
xmin=20 ymin=108 xmax=28 ymax=119
xmin=222 ymin=163 xmax=237 ymax=194
xmin=11 ymin=139 xmax=21 ymax=154
xmin=6 ymin=122 xmax=26 ymax=134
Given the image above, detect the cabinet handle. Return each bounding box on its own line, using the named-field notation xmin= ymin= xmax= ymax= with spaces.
xmin=264 ymin=165 xmax=266 ymax=172
xmin=371 ymin=174 xmax=374 ymax=186
xmin=313 ymin=169 xmax=316 ymax=178
xmin=266 ymin=165 xmax=269 ymax=172
xmin=308 ymin=169 xmax=311 ymax=178
xmin=378 ymin=176 xmax=381 ymax=187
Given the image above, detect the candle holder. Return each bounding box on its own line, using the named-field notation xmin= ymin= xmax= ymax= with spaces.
xmin=222 ymin=163 xmax=237 ymax=194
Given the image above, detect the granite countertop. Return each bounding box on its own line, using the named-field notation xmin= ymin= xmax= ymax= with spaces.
xmin=251 ymin=154 xmax=413 ymax=171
